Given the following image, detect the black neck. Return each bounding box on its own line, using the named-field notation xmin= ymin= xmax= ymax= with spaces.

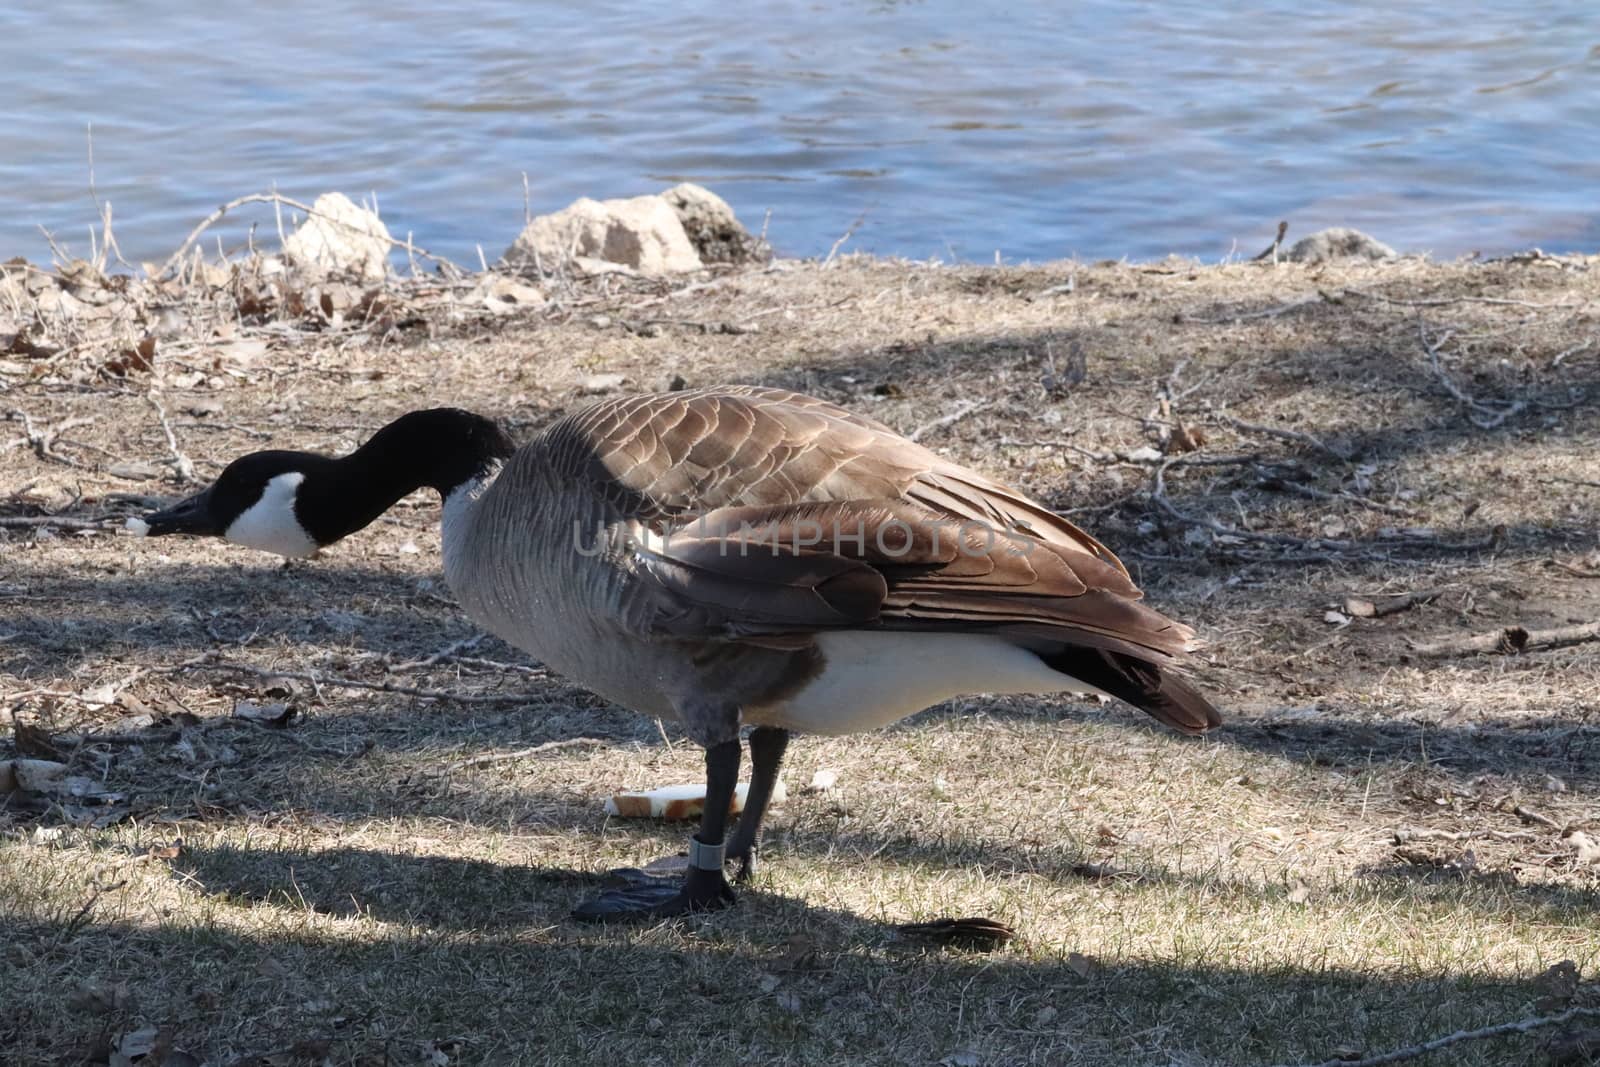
xmin=296 ymin=409 xmax=516 ymax=544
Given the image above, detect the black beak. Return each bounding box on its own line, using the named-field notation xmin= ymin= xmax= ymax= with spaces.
xmin=143 ymin=487 xmax=220 ymax=537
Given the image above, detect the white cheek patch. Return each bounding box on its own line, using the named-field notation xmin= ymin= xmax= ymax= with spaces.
xmin=224 ymin=472 xmax=320 ymax=558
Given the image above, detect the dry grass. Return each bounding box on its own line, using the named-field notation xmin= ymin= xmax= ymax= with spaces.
xmin=3 ymin=249 xmax=1600 ymax=1066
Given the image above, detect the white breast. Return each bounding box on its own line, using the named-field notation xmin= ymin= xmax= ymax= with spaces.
xmin=749 ymin=631 xmax=1107 ymax=736
xmin=225 ymin=472 xmax=319 ymax=558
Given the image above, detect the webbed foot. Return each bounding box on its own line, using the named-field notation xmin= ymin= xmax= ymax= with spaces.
xmin=572 ymin=865 xmax=735 ymax=922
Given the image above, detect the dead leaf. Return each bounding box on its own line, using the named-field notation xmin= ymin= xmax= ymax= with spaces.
xmin=79 ymin=684 xmax=117 ymax=706
xmin=108 ymin=461 xmax=163 ymax=481
xmin=109 ymin=1025 xmax=159 ymax=1067
xmin=1165 ymin=420 xmax=1207 ymax=454
xmin=579 ymin=373 xmax=628 ymax=395
xmin=898 ymin=916 xmax=1017 ymax=951
xmin=233 ymin=700 xmax=298 ymax=728
xmin=104 ymin=335 xmax=157 ymax=376
xmin=14 ymin=721 xmax=65 ymax=760
xmin=1564 ymin=831 xmax=1600 ymax=866
xmin=214 ymin=339 xmax=269 ymax=366
xmin=805 ymin=769 xmax=839 ymax=792
xmin=1343 ymin=596 xmax=1377 ymax=618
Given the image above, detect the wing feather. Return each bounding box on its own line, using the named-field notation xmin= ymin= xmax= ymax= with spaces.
xmin=538 ymin=387 xmax=1191 ymax=660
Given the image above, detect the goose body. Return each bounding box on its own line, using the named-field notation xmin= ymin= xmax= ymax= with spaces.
xmin=143 ymin=385 xmax=1219 ymax=919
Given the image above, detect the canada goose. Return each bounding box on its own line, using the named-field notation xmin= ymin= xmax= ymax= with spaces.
xmin=140 ymin=386 xmax=1220 ymax=920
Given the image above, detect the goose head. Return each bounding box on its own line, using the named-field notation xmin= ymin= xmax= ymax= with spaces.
xmin=137 ymin=408 xmax=516 ymax=557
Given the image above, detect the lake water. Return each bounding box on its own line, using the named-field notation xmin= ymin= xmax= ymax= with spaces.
xmin=2 ymin=1 xmax=1596 ymax=267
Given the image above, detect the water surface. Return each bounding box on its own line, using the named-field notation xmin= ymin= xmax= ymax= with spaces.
xmin=2 ymin=1 xmax=1596 ymax=265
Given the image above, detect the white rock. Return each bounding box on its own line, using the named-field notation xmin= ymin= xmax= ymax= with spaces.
xmin=1287 ymin=228 xmax=1397 ymax=265
xmin=661 ymin=182 xmax=765 ymax=264
xmin=282 ymin=192 xmax=393 ymax=281
xmin=503 ymin=195 xmax=701 ymax=276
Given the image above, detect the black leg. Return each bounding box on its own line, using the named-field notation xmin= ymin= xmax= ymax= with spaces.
xmin=572 ymin=740 xmax=742 ymax=921
xmin=726 ymin=727 xmax=789 ymax=883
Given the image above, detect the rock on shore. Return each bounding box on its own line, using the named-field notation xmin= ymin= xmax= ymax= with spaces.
xmin=282 ymin=192 xmax=393 ymax=281
xmin=501 ymin=183 xmax=763 ymax=276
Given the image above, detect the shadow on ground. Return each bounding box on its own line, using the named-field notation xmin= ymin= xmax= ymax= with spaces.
xmin=1 ymin=904 xmax=1582 ymax=1067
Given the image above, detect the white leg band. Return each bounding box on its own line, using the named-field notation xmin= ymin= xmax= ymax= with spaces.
xmin=688 ymin=837 xmax=725 ymax=871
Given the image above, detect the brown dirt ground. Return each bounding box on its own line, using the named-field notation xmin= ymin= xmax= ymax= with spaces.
xmin=3 ymin=249 xmax=1599 ymax=1066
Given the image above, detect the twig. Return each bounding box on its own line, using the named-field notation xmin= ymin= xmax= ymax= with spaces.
xmin=1343 ymin=589 xmax=1443 ymax=618
xmin=1250 ymin=220 xmax=1288 ymax=263
xmin=1150 ymin=458 xmax=1313 ymax=548
xmin=907 ymin=400 xmax=991 ymax=443
xmin=152 ymin=653 xmax=548 ymax=705
xmin=159 ymin=192 xmax=460 ymax=278
xmin=1544 ymin=476 xmax=1600 ymax=491
xmin=1419 ymin=324 xmax=1527 ymax=429
xmin=1511 ymin=804 xmax=1565 ymax=832
xmin=1347 ymin=288 xmax=1576 ymax=310
xmin=1215 ymin=415 xmax=1349 ymax=461
xmin=2 ymin=410 xmax=95 ymax=468
xmin=388 ymin=635 xmax=489 ymax=671
xmin=1268 ymin=478 xmax=1417 ymax=517
xmin=1179 ymin=293 xmax=1323 ymax=324
xmin=1390 ymin=827 xmax=1536 ymax=844
xmin=442 ymin=737 xmax=606 ymax=771
xmin=822 ymin=211 xmax=868 ymax=267
xmin=1409 ymin=621 xmax=1600 ymax=658
xmin=0 ymin=515 xmax=113 ymax=531
xmin=1550 ymin=340 xmax=1593 ymax=367
xmin=147 ymin=393 xmax=196 ymax=484
xmin=1271 ymin=1005 xmax=1600 ymax=1067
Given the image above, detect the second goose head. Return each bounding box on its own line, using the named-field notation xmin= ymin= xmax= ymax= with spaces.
xmin=139 ymin=408 xmax=515 ymax=557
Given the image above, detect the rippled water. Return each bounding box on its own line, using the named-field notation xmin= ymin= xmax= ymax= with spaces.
xmin=2 ymin=1 xmax=1596 ymax=265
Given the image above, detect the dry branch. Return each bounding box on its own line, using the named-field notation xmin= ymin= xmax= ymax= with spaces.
xmin=158 ymin=192 xmax=460 ymax=278
xmin=1214 ymin=415 xmax=1349 ymax=461
xmin=1409 ymin=621 xmax=1600 ymax=658
xmin=1179 ymin=293 xmax=1324 ymax=324
xmin=147 ymin=653 xmax=549 ymax=705
xmin=1343 ymin=590 xmax=1443 ymax=618
xmin=1419 ymin=324 xmax=1527 ymax=429
xmin=0 ymin=515 xmax=111 ymax=531
xmin=1390 ymin=827 xmax=1536 ymax=844
xmin=1250 ymin=221 xmax=1289 ymax=263
xmin=147 ymin=392 xmax=196 ymax=484
xmin=907 ymin=400 xmax=991 ymax=443
xmin=441 ymin=737 xmax=607 ymax=771
xmin=1273 ymin=1005 xmax=1600 ymax=1067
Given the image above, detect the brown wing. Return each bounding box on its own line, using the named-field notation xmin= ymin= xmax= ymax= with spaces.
xmin=629 ymin=497 xmax=1196 ymax=662
xmin=540 ymin=388 xmax=1216 ymax=732
xmin=543 ymin=385 xmax=1133 ymax=585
